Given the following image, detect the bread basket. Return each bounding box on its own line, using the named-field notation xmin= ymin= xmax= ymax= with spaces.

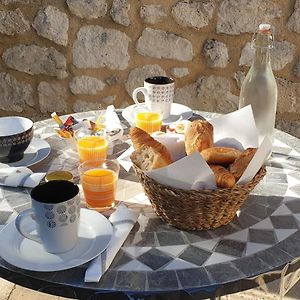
xmin=133 ymin=165 xmax=266 ymax=230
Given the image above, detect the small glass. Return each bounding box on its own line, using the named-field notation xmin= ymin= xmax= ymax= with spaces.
xmin=78 ymin=159 xmax=120 ymax=211
xmin=74 ymin=128 xmax=108 ymax=163
xmin=134 ymin=111 xmax=162 ymax=133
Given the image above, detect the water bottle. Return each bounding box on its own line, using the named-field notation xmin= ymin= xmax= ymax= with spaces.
xmin=239 ymin=23 xmax=278 ymax=146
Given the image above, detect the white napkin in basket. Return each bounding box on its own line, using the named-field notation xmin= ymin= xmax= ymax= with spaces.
xmin=0 ymin=166 xmax=45 ymax=188
xmin=84 ymin=203 xmax=139 ymax=283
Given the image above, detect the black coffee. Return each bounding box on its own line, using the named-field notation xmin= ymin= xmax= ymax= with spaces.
xmin=145 ymin=76 xmax=174 ymax=85
xmin=31 ymin=180 xmax=79 ymax=204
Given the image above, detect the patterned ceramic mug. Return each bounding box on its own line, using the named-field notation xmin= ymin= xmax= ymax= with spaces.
xmin=132 ymin=76 xmax=175 ymax=119
xmin=15 ymin=180 xmax=80 ymax=254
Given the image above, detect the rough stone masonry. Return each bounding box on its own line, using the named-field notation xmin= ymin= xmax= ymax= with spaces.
xmin=0 ymin=0 xmax=299 ymax=138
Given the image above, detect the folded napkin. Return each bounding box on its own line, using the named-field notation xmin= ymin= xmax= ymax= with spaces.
xmin=84 ymin=203 xmax=139 ymax=283
xmin=0 ymin=166 xmax=45 ymax=188
xmin=104 ymin=105 xmax=124 ymax=143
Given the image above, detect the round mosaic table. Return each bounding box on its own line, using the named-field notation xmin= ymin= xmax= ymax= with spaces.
xmin=1 ymin=110 xmax=300 ymax=300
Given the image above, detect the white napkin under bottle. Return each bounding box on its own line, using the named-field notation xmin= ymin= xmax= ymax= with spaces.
xmin=84 ymin=203 xmax=139 ymax=282
xmin=0 ymin=166 xmax=45 ymax=188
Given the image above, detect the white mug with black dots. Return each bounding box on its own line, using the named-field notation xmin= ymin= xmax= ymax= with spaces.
xmin=132 ymin=76 xmax=175 ymax=119
xmin=15 ymin=180 xmax=80 ymax=254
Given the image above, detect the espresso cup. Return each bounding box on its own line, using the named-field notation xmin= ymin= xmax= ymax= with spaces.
xmin=15 ymin=180 xmax=80 ymax=254
xmin=132 ymin=76 xmax=175 ymax=119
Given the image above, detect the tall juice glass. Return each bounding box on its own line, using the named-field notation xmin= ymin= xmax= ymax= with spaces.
xmin=134 ymin=111 xmax=162 ymax=134
xmin=79 ymin=159 xmax=119 ymax=211
xmin=75 ymin=128 xmax=108 ymax=163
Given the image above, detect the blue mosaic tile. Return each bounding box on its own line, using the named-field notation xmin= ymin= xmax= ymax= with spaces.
xmin=214 ymin=240 xmax=246 ymax=257
xmin=176 ymin=267 xmax=211 ymax=288
xmin=179 ymin=245 xmax=211 ymax=266
xmin=156 ymin=231 xmax=185 ymax=246
xmin=248 ymin=229 xmax=277 ymax=244
xmin=147 ymin=270 xmax=178 ymax=290
xmin=270 ymin=215 xmax=299 ymax=229
xmin=137 ymin=248 xmax=173 ymax=270
xmin=115 ymin=271 xmax=146 ymax=291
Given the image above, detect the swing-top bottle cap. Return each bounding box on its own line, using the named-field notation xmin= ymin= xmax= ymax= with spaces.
xmin=259 ymin=24 xmax=271 ymax=31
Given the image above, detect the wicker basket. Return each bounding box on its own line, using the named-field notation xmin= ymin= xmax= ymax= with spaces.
xmin=133 ymin=165 xmax=266 ymax=231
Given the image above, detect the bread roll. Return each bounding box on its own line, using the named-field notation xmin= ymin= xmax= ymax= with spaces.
xmin=184 ymin=120 xmax=213 ymax=155
xmin=129 ymin=127 xmax=173 ymax=165
xmin=201 ymin=147 xmax=241 ymax=165
xmin=210 ymin=165 xmax=236 ymax=188
xmin=130 ymin=145 xmax=170 ymax=171
xmin=229 ymin=148 xmax=257 ymax=181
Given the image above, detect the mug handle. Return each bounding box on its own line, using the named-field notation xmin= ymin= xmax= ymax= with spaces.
xmin=132 ymin=87 xmax=148 ymax=105
xmin=15 ymin=208 xmax=41 ymax=243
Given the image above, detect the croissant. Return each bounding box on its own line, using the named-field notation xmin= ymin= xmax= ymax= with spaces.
xmin=129 ymin=127 xmax=173 ymax=165
xmin=229 ymin=148 xmax=257 ymax=180
xmin=210 ymin=165 xmax=236 ymax=188
xmin=184 ymin=120 xmax=213 ymax=155
xmin=201 ymin=147 xmax=241 ymax=165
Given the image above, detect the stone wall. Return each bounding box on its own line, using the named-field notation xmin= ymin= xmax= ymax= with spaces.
xmin=0 ymin=0 xmax=299 ymax=137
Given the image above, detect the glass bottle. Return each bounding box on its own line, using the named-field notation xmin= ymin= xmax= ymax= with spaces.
xmin=239 ymin=23 xmax=278 ymax=146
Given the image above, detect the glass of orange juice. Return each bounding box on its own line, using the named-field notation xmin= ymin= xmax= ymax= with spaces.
xmin=74 ymin=128 xmax=108 ymax=163
xmin=134 ymin=111 xmax=162 ymax=133
xmin=78 ymin=159 xmax=119 ymax=211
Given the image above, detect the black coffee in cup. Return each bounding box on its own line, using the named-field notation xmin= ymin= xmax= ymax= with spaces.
xmin=31 ymin=180 xmax=79 ymax=204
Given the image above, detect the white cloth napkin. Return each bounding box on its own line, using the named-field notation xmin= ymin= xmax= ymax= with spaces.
xmin=84 ymin=203 xmax=139 ymax=283
xmin=0 ymin=166 xmax=45 ymax=188
xmin=104 ymin=105 xmax=124 ymax=143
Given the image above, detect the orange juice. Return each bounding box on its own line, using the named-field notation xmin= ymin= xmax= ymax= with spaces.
xmin=82 ymin=168 xmax=117 ymax=210
xmin=135 ymin=112 xmax=162 ymax=133
xmin=77 ymin=136 xmax=108 ymax=163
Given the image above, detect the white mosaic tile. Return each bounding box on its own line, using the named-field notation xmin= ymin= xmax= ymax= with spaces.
xmin=123 ymin=246 xmax=152 ymax=258
xmin=157 ymin=245 xmax=188 ymax=258
xmin=163 ymin=258 xmax=199 ymax=270
xmin=245 ymin=242 xmax=271 ymax=256
xmin=226 ymin=229 xmax=249 ymax=242
xmin=192 ymin=239 xmax=220 ymax=251
xmin=203 ymin=252 xmax=236 ymax=266
xmin=275 ymin=229 xmax=298 ymax=242
xmin=251 ymin=218 xmax=274 ymax=230
xmin=271 ymin=204 xmax=293 ymax=216
xmin=118 ymin=259 xmax=152 ymax=271
xmin=0 ymin=199 xmax=14 ymax=212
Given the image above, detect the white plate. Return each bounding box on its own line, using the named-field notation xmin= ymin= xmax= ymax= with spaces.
xmin=1 ymin=138 xmax=51 ymax=168
xmin=0 ymin=209 xmax=113 ymax=272
xmin=122 ymin=103 xmax=193 ymax=125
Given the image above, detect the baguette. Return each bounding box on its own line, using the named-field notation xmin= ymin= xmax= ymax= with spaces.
xmin=130 ymin=145 xmax=170 ymax=171
xmin=201 ymin=147 xmax=242 ymax=165
xmin=184 ymin=120 xmax=213 ymax=155
xmin=210 ymin=165 xmax=236 ymax=188
xmin=229 ymin=148 xmax=257 ymax=181
xmin=129 ymin=127 xmax=173 ymax=165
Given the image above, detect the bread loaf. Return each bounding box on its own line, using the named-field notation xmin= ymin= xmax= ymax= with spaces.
xmin=229 ymin=148 xmax=257 ymax=180
xmin=210 ymin=165 xmax=236 ymax=188
xmin=184 ymin=120 xmax=213 ymax=155
xmin=130 ymin=145 xmax=171 ymax=171
xmin=129 ymin=127 xmax=173 ymax=166
xmin=201 ymin=147 xmax=241 ymax=165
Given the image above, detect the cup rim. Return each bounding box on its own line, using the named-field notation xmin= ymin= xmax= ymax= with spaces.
xmin=145 ymin=76 xmax=174 ymax=85
xmin=31 ymin=180 xmax=79 ymax=204
xmin=78 ymin=159 xmax=120 ymax=176
xmin=0 ymin=116 xmax=33 ymax=138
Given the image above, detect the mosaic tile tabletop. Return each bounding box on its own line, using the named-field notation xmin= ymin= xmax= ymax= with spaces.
xmin=1 ymin=110 xmax=300 ymax=298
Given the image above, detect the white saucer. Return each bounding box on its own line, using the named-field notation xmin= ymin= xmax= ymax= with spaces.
xmin=122 ymin=103 xmax=193 ymax=125
xmin=1 ymin=138 xmax=51 ymax=168
xmin=0 ymin=209 xmax=113 ymax=272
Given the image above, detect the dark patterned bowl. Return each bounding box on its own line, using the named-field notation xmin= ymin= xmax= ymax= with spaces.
xmin=0 ymin=117 xmax=33 ymax=163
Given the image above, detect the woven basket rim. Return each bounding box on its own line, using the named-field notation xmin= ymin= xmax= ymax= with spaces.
xmin=133 ymin=164 xmax=266 ymax=194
